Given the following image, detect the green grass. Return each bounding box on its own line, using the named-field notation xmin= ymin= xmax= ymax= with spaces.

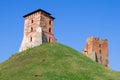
xmin=0 ymin=43 xmax=120 ymax=80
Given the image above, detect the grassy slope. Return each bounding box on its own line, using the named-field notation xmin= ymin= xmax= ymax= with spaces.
xmin=0 ymin=43 xmax=120 ymax=80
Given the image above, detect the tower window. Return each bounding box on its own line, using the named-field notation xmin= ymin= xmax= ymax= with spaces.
xmin=99 ymin=44 xmax=101 ymax=48
xmin=49 ymin=28 xmax=52 ymax=33
xmin=49 ymin=20 xmax=52 ymax=25
xmin=31 ymin=20 xmax=34 ymax=23
xmin=49 ymin=37 xmax=51 ymax=42
xmin=31 ymin=27 xmax=33 ymax=32
xmin=30 ymin=37 xmax=32 ymax=42
xmin=99 ymin=49 xmax=101 ymax=54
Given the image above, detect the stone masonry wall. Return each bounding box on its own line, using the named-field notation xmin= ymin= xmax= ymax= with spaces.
xmin=82 ymin=37 xmax=108 ymax=67
xmin=19 ymin=10 xmax=56 ymax=52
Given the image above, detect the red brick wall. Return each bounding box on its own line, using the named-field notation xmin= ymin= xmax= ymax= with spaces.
xmin=83 ymin=37 xmax=108 ymax=67
xmin=24 ymin=11 xmax=56 ymax=43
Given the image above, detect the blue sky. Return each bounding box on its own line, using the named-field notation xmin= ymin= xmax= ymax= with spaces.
xmin=0 ymin=0 xmax=120 ymax=71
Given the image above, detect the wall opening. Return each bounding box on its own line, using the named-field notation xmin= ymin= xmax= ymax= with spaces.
xmin=31 ymin=20 xmax=34 ymax=23
xmin=49 ymin=28 xmax=52 ymax=33
xmin=30 ymin=37 xmax=32 ymax=42
xmin=49 ymin=20 xmax=52 ymax=25
xmin=99 ymin=49 xmax=101 ymax=54
xmin=49 ymin=37 xmax=51 ymax=42
xmin=31 ymin=27 xmax=33 ymax=32
xmin=99 ymin=44 xmax=101 ymax=48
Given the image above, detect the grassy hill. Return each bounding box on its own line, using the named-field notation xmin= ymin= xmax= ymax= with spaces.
xmin=0 ymin=43 xmax=120 ymax=80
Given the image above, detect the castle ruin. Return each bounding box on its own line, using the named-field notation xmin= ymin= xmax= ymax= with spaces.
xmin=82 ymin=37 xmax=109 ymax=67
xmin=19 ymin=9 xmax=109 ymax=68
xmin=19 ymin=9 xmax=56 ymax=52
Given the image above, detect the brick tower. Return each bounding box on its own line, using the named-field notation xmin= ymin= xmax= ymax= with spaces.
xmin=19 ymin=9 xmax=56 ymax=52
xmin=82 ymin=37 xmax=108 ymax=67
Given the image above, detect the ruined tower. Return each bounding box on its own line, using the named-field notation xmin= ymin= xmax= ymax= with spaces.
xmin=19 ymin=9 xmax=56 ymax=52
xmin=82 ymin=37 xmax=108 ymax=67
